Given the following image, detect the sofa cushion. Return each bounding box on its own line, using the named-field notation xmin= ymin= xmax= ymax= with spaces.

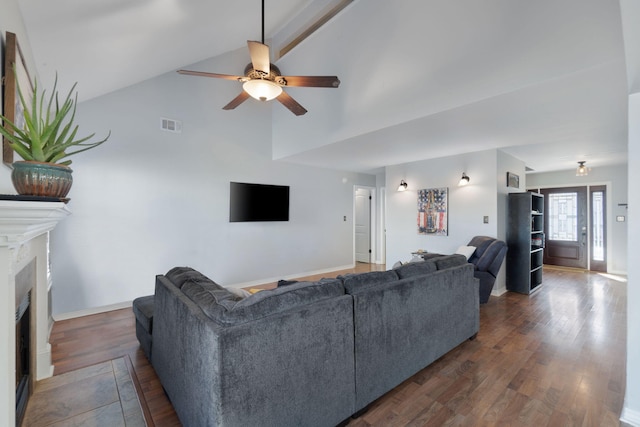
xmin=394 ymin=260 xmax=437 ymax=279
xmin=433 ymin=254 xmax=468 ymax=270
xmin=182 ymin=278 xmax=239 ymax=311
xmin=165 ymin=266 xmax=215 ymax=289
xmin=339 ymin=270 xmax=399 ymax=293
xmin=184 ymin=277 xmax=345 ymax=325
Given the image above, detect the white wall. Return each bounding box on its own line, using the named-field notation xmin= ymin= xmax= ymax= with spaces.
xmin=45 ymin=47 xmax=375 ymax=316
xmin=386 ymin=151 xmax=492 ymax=258
xmin=622 ymin=92 xmax=640 ymax=425
xmin=526 ymin=164 xmax=628 ymax=274
xmin=0 ymin=0 xmax=37 ymax=192
xmin=496 ymin=150 xmax=527 ymax=294
xmin=385 ymin=149 xmax=524 ymax=295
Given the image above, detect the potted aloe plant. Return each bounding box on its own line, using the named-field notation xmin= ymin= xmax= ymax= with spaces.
xmin=0 ymin=73 xmax=110 ymax=199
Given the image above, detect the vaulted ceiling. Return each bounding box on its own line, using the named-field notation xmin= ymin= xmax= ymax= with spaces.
xmin=18 ymin=0 xmax=629 ymax=174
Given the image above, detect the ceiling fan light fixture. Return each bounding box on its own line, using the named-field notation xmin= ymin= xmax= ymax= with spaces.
xmin=243 ymin=79 xmax=282 ymax=101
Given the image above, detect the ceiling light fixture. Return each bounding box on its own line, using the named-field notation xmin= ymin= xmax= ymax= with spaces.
xmin=459 ymin=172 xmax=470 ymax=186
xmin=397 ymin=180 xmax=408 ymax=192
xmin=243 ymin=79 xmax=282 ymax=101
xmin=576 ymin=161 xmax=588 ymax=176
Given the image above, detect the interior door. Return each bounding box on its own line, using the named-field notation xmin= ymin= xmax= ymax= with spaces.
xmin=355 ymin=188 xmax=371 ymax=263
xmin=541 ymin=187 xmax=588 ymax=269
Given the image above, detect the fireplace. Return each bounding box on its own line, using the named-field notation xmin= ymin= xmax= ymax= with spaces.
xmin=0 ymin=200 xmax=71 ymax=427
xmin=15 ymin=260 xmax=35 ymax=427
xmin=15 ymin=292 xmax=31 ymax=426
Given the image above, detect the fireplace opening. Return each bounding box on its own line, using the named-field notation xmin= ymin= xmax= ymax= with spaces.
xmin=16 ymin=290 xmax=31 ymax=427
xmin=15 ymin=263 xmax=33 ymax=427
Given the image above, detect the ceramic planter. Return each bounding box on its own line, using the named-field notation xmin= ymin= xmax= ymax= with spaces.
xmin=11 ymin=161 xmax=73 ymax=198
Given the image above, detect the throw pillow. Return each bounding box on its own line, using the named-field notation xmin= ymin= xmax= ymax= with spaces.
xmin=455 ymin=245 xmax=476 ymax=260
xmin=277 ymin=279 xmax=298 ymax=287
xmin=224 ymin=286 xmax=251 ymax=299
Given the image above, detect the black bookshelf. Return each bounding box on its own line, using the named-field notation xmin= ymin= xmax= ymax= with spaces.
xmin=507 ymin=192 xmax=544 ymax=294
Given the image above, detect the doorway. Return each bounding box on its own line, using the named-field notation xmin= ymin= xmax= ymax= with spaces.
xmin=354 ymin=186 xmax=376 ymax=264
xmin=539 ymin=185 xmax=607 ymax=271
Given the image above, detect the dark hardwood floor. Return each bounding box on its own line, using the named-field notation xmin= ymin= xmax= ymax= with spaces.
xmin=48 ymin=265 xmax=627 ymax=426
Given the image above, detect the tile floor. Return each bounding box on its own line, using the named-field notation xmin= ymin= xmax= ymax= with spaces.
xmin=22 ymin=356 xmax=146 ymax=427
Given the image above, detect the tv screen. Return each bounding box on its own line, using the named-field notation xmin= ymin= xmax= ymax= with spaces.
xmin=229 ymin=182 xmax=290 ymax=222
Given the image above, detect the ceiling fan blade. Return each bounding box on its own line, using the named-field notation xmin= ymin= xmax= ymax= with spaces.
xmin=278 ymin=76 xmax=340 ymax=88
xmin=222 ymin=91 xmax=251 ymax=110
xmin=178 ymin=69 xmax=245 ymax=81
xmin=276 ymin=91 xmax=308 ymax=116
xmin=247 ymin=40 xmax=270 ymax=75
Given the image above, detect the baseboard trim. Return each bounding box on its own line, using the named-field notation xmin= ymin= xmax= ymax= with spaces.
xmin=621 ymin=405 xmax=640 ymax=427
xmin=54 ymin=301 xmax=133 ymax=321
xmin=228 ymin=264 xmax=355 ymax=289
xmin=491 ymin=287 xmax=508 ymax=297
xmin=607 ymin=269 xmax=628 ymax=276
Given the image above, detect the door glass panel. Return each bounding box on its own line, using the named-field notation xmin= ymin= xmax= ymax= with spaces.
xmin=548 ymin=193 xmax=578 ymax=241
xmin=592 ymin=191 xmax=604 ymax=261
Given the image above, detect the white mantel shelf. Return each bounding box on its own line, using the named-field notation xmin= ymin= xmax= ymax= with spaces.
xmin=0 ymin=199 xmax=71 ymax=427
xmin=0 ymin=200 xmax=71 ymax=245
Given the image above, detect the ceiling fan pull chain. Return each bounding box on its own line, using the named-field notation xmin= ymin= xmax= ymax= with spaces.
xmin=261 ymin=0 xmax=265 ymax=44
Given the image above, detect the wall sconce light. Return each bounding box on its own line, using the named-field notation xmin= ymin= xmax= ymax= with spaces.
xmin=397 ymin=180 xmax=408 ymax=192
xmin=458 ymin=172 xmax=470 ymax=186
xmin=576 ymin=161 xmax=588 ymax=176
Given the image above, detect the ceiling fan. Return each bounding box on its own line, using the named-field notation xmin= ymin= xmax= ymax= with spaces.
xmin=177 ymin=1 xmax=340 ymax=116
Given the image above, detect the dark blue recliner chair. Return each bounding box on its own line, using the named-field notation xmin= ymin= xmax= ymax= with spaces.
xmin=467 ymin=236 xmax=508 ymax=304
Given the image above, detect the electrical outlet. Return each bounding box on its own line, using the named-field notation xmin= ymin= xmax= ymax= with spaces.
xmin=483 ymin=216 xmax=489 ymax=224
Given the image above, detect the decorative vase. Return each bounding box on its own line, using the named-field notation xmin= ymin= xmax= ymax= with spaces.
xmin=11 ymin=161 xmax=73 ymax=198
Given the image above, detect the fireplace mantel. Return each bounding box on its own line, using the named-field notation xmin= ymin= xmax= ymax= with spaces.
xmin=0 ymin=200 xmax=71 ymax=427
xmin=0 ymin=200 xmax=71 ymax=244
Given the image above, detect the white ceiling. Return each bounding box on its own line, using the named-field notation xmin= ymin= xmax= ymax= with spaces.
xmin=18 ymin=0 xmax=629 ymax=175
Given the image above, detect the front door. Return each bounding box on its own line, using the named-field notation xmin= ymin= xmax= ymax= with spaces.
xmin=541 ymin=187 xmax=588 ymax=269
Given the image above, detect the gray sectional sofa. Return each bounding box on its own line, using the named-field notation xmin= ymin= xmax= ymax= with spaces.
xmin=137 ymin=254 xmax=479 ymax=427
xmin=342 ymin=257 xmax=478 ymax=413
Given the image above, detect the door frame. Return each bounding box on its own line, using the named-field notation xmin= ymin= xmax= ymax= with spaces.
xmin=353 ymin=185 xmax=377 ymax=265
xmin=529 ymin=181 xmax=612 ymax=272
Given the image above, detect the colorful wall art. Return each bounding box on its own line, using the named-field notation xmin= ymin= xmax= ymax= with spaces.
xmin=417 ymin=187 xmax=448 ymax=235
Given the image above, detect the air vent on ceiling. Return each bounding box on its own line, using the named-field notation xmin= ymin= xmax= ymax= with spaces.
xmin=160 ymin=117 xmax=182 ymax=133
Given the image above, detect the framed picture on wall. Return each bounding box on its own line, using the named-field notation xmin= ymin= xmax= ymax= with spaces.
xmin=3 ymin=32 xmax=33 ymax=166
xmin=507 ymin=172 xmax=520 ymax=188
xmin=417 ymin=187 xmax=448 ymax=235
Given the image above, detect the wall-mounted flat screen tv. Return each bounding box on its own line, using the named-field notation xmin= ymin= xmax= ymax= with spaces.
xmin=229 ymin=182 xmax=290 ymax=222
